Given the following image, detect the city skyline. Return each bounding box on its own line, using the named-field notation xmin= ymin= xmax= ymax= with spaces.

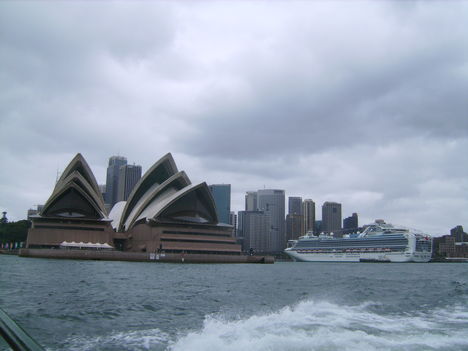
xmin=3 ymin=152 xmax=465 ymax=237
xmin=1 ymin=2 xmax=467 ymax=236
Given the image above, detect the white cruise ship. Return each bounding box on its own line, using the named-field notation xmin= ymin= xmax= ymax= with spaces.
xmin=284 ymin=220 xmax=432 ymax=263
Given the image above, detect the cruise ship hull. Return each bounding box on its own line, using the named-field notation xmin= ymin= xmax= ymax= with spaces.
xmin=285 ymin=249 xmax=431 ymax=263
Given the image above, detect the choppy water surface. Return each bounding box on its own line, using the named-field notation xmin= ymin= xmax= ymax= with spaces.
xmin=0 ymin=255 xmax=467 ymax=351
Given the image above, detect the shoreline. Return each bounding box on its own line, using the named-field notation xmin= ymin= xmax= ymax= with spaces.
xmin=17 ymin=248 xmax=274 ymax=264
xmin=3 ymin=249 xmax=466 ymax=263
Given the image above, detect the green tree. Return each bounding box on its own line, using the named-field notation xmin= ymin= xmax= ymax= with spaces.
xmin=0 ymin=220 xmax=30 ymax=243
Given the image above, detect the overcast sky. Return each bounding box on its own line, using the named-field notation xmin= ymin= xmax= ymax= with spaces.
xmin=1 ymin=1 xmax=467 ymax=235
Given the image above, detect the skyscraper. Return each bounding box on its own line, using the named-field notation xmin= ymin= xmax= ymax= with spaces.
xmin=238 ymin=210 xmax=270 ymax=252
xmin=245 ymin=191 xmax=258 ymax=211
xmin=288 ymin=196 xmax=302 ymax=215
xmin=208 ymin=184 xmax=231 ymax=224
xmin=314 ymin=220 xmax=322 ymax=234
xmin=257 ymin=189 xmax=285 ymax=252
xmin=105 ymin=156 xmax=127 ymax=208
xmin=117 ymin=164 xmax=142 ymax=202
xmin=322 ymin=201 xmax=342 ymax=234
xmin=302 ymin=199 xmax=315 ymax=235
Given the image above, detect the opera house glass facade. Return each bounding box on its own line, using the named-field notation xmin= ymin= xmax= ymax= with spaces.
xmin=27 ymin=153 xmax=241 ymax=256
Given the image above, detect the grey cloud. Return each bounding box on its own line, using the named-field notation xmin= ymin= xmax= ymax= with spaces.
xmin=174 ymin=3 xmax=468 ymax=161
xmin=0 ymin=1 xmax=467 ymax=235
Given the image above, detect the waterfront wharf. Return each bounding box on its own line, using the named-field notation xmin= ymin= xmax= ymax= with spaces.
xmin=18 ymin=248 xmax=274 ymax=264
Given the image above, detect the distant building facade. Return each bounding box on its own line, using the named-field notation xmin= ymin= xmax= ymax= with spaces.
xmin=229 ymin=211 xmax=237 ymax=237
xmin=208 ymin=184 xmax=231 ymax=224
xmin=302 ymin=199 xmax=315 ymax=235
xmin=437 ymin=225 xmax=468 ymax=258
xmin=322 ymin=201 xmax=342 ymax=235
xmin=257 ymin=189 xmax=285 ymax=252
xmin=314 ymin=220 xmax=322 ymax=234
xmin=117 ymin=164 xmax=142 ymax=202
xmin=451 ymin=225 xmax=468 ymax=242
xmin=105 ymin=156 xmax=127 ymax=208
xmin=99 ymin=184 xmax=106 ymax=203
xmin=288 ymin=197 xmax=302 ymax=215
xmin=237 ymin=211 xmax=245 ymax=242
xmin=286 ymin=213 xmax=304 ymax=242
xmin=27 ymin=205 xmax=44 ymax=221
xmin=245 ymin=191 xmax=258 ymax=211
xmin=238 ymin=210 xmax=270 ymax=252
xmin=343 ymin=213 xmax=359 ymax=233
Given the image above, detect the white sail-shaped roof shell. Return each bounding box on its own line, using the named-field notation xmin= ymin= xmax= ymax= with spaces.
xmin=56 ymin=171 xmax=106 ymax=214
xmin=122 ymin=171 xmax=191 ymax=231
xmin=118 ymin=153 xmax=178 ymax=230
xmin=108 ymin=201 xmax=127 ymax=230
xmin=55 ymin=153 xmax=103 ymax=204
xmin=41 ymin=155 xmax=107 ymax=219
xmin=144 ymin=182 xmax=219 ymax=225
xmin=41 ymin=182 xmax=107 ymax=219
xmin=109 ymin=153 xmax=220 ymax=230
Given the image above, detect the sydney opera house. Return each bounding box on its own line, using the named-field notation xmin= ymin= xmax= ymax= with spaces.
xmin=23 ymin=153 xmax=271 ymax=263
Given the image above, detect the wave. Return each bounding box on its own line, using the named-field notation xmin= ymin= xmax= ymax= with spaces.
xmin=169 ymin=300 xmax=468 ymax=351
xmin=62 ymin=328 xmax=170 ymax=351
xmin=58 ymin=299 xmax=468 ymax=351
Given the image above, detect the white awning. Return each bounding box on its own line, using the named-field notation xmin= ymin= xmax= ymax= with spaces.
xmin=59 ymin=241 xmax=114 ymax=249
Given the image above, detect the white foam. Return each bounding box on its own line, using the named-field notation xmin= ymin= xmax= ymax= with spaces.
xmin=169 ymin=300 xmax=468 ymax=351
xmin=55 ymin=300 xmax=468 ymax=351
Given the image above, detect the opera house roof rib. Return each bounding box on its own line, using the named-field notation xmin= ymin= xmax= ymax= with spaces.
xmin=40 ymin=153 xmax=108 ymax=220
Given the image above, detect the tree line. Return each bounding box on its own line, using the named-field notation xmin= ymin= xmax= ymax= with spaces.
xmin=0 ymin=220 xmax=30 ymax=243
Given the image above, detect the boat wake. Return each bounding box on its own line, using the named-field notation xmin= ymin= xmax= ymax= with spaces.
xmin=169 ymin=300 xmax=468 ymax=351
xmin=60 ymin=299 xmax=468 ymax=351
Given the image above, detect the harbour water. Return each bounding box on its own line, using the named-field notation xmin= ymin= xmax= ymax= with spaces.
xmin=1 ymin=255 xmax=467 ymax=351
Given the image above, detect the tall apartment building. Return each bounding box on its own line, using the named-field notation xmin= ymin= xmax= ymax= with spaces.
xmin=257 ymin=189 xmax=285 ymax=252
xmin=117 ymin=164 xmax=142 ymax=202
xmin=208 ymin=184 xmax=231 ymax=224
xmin=302 ymin=199 xmax=315 ymax=235
xmin=245 ymin=191 xmax=258 ymax=211
xmin=288 ymin=196 xmax=302 ymax=215
xmin=238 ymin=210 xmax=270 ymax=252
xmin=322 ymin=201 xmax=342 ymax=234
xmin=105 ymin=156 xmax=127 ymax=208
